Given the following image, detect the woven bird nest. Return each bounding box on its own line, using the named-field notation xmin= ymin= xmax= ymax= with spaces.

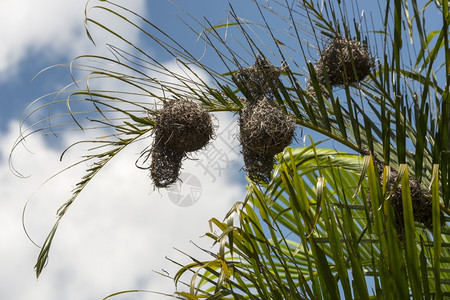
xmin=147 ymin=99 xmax=214 ymax=188
xmin=240 ymin=97 xmax=295 ymax=156
xmin=233 ymin=56 xmax=287 ymax=103
xmin=308 ymin=37 xmax=373 ymax=98
xmin=234 ymin=56 xmax=294 ymax=183
xmin=150 ymin=132 xmax=184 ymax=188
xmin=388 ymin=174 xmax=443 ymax=239
xmin=241 ymin=147 xmax=275 ymax=183
xmin=362 ymin=149 xmax=444 ymax=240
xmin=239 ymin=97 xmax=295 ymax=183
xmin=157 ymin=99 xmax=214 ymax=153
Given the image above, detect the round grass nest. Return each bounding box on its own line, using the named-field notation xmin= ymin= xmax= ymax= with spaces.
xmin=240 ymin=97 xmax=295 ymax=156
xmin=239 ymin=97 xmax=295 ymax=183
xmin=147 ymin=99 xmax=214 ymax=188
xmin=308 ymin=37 xmax=373 ymax=98
xmin=157 ymin=99 xmax=214 ymax=153
xmin=233 ymin=56 xmax=287 ymax=103
xmin=388 ymin=174 xmax=444 ymax=239
xmin=361 ymin=149 xmax=445 ymax=240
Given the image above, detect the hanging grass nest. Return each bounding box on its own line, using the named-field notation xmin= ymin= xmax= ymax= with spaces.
xmin=241 ymin=147 xmax=275 ymax=183
xmin=387 ymin=172 xmax=444 ymax=239
xmin=240 ymin=97 xmax=295 ymax=156
xmin=147 ymin=99 xmax=214 ymax=188
xmin=233 ymin=56 xmax=287 ymax=103
xmin=150 ymin=132 xmax=184 ymax=188
xmin=157 ymin=98 xmax=214 ymax=153
xmin=239 ymin=97 xmax=295 ymax=183
xmin=308 ymin=37 xmax=373 ymax=98
xmin=361 ymin=149 xmax=445 ymax=240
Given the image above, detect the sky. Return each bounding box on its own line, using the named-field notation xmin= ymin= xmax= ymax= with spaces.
xmin=0 ymin=1 xmax=254 ymax=299
xmin=1 ymin=0 xmax=440 ymax=299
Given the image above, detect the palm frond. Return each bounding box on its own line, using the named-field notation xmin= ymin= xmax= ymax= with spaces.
xmin=11 ymin=0 xmax=450 ymax=291
xmin=173 ymin=146 xmax=450 ymax=298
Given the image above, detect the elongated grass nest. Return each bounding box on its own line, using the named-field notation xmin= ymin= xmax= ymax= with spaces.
xmin=239 ymin=97 xmax=295 ymax=182
xmin=242 ymin=147 xmax=275 ymax=183
xmin=308 ymin=37 xmax=373 ymax=97
xmin=147 ymin=99 xmax=214 ymax=188
xmin=150 ymin=133 xmax=184 ymax=189
xmin=157 ymin=99 xmax=214 ymax=152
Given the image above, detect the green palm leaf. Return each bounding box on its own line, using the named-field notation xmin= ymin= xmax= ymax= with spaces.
xmin=175 ymin=146 xmax=450 ymax=298
xmin=11 ymin=0 xmax=450 ymax=296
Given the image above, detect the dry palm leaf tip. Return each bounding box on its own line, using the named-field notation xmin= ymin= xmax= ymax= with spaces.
xmin=149 ymin=99 xmax=214 ymax=188
xmin=361 ymin=149 xmax=445 ymax=240
xmin=234 ymin=56 xmax=295 ymax=183
xmin=308 ymin=36 xmax=373 ymax=98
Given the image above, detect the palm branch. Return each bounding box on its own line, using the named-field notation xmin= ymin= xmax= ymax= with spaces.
xmin=173 ymin=146 xmax=449 ymax=298
xmin=10 ymin=0 xmax=450 ymax=297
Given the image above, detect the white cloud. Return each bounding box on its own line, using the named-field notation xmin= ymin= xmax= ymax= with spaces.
xmin=1 ymin=111 xmax=246 ymax=299
xmin=1 ymin=2 xmax=249 ymax=298
xmin=0 ymin=0 xmax=146 ymax=79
